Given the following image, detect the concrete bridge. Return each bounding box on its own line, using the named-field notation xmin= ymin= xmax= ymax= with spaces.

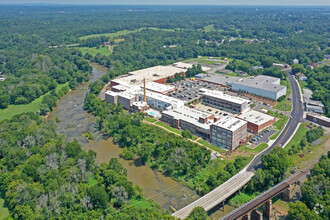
xmin=172 ymin=170 xmax=254 ymax=219
xmin=220 ymin=162 xmax=315 ymax=220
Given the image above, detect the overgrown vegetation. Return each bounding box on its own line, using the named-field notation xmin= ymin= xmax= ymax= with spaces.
xmin=0 ymin=113 xmax=173 ymax=219
xmin=288 ymin=153 xmax=329 ymax=220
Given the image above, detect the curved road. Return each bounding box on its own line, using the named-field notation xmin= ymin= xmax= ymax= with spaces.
xmin=246 ymin=70 xmax=304 ymax=172
xmin=172 ymin=71 xmax=304 ymax=219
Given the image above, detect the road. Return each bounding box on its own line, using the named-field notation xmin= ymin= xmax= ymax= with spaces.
xmin=246 ymin=70 xmax=304 ymax=172
xmin=172 ymin=70 xmax=304 ymax=218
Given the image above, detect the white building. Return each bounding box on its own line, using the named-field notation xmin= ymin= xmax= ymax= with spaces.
xmin=199 ymin=88 xmax=250 ymax=114
xmin=230 ymin=75 xmax=286 ymax=100
xmin=139 ymin=90 xmax=185 ymax=110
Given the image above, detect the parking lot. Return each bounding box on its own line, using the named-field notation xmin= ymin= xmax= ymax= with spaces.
xmin=248 ymin=129 xmax=277 ymax=149
xmin=169 ymin=79 xmax=221 ymax=101
xmin=194 ymin=103 xmax=236 ymax=117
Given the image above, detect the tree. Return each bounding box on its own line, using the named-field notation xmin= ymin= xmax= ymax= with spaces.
xmin=261 ymin=57 xmax=273 ymax=68
xmin=187 ymin=207 xmax=209 ymax=220
xmin=182 ymin=129 xmax=193 ymax=139
xmin=88 ymin=185 xmax=109 ymax=209
xmin=288 ymin=201 xmax=321 ymax=220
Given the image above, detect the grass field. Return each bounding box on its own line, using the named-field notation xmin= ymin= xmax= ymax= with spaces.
xmin=0 ymin=83 xmax=69 ymax=122
xmin=145 ymin=117 xmax=158 ymax=123
xmin=268 ymin=111 xmax=289 ymax=140
xmin=286 ymin=129 xmax=329 ymax=170
xmin=185 ymin=56 xmax=227 ymax=65
xmin=281 ymin=79 xmax=291 ymax=96
xmin=78 ymin=46 xmax=111 ymax=56
xmin=273 ymin=99 xmax=292 ymax=111
xmin=79 ymin=27 xmax=176 ymax=40
xmin=155 ymin=121 xmax=182 ymax=135
xmin=284 ymin=123 xmax=309 ymax=150
xmin=241 ymin=143 xmax=268 ymax=153
xmin=299 ymin=81 xmax=308 ymax=94
xmin=197 ymin=139 xmax=227 ymax=153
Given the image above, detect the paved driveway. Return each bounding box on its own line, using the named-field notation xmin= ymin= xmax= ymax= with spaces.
xmin=248 ymin=129 xmax=277 ymax=149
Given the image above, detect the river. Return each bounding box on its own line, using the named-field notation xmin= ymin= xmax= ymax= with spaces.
xmin=49 ymin=63 xmax=202 ymax=212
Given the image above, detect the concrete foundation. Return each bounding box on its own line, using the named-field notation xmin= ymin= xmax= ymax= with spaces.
xmin=251 ymin=210 xmax=263 ymax=220
xmin=242 ymin=212 xmax=251 ymax=220
xmin=263 ymin=200 xmax=273 ymax=220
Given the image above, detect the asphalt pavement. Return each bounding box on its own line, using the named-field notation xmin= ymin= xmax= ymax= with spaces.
xmin=247 ymin=70 xmax=304 ymax=172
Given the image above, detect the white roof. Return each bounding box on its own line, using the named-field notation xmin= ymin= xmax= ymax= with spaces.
xmin=162 ymin=106 xmax=213 ymax=130
xmin=113 ymin=65 xmax=183 ymax=85
xmin=132 ymin=101 xmax=148 ymax=108
xmin=172 ymin=62 xmax=211 ymax=71
xmin=200 ymin=88 xmax=249 ymax=105
xmin=142 ymin=90 xmax=186 ymax=107
xmin=238 ymin=110 xmax=275 ymax=126
xmin=213 ymin=116 xmax=247 ymax=132
xmin=143 ymin=82 xmax=175 ymax=93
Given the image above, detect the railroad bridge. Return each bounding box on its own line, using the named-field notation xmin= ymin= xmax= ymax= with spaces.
xmin=221 ymin=163 xmax=315 ymax=220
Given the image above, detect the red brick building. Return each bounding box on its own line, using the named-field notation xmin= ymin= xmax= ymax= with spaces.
xmin=237 ymin=110 xmax=275 ymax=134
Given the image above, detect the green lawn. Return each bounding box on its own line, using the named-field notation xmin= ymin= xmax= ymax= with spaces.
xmin=299 ymin=81 xmax=308 ymax=94
xmin=281 ymin=79 xmax=291 ymax=96
xmin=186 ymin=57 xmax=227 ymax=65
xmin=0 ymin=82 xmax=69 ymax=122
xmin=197 ymin=139 xmax=227 ymax=154
xmin=155 ymin=121 xmax=182 ymax=135
xmin=241 ymin=143 xmax=268 ymax=153
xmin=268 ymin=111 xmax=289 ymax=140
xmin=273 ymin=100 xmax=292 ymax=111
xmin=79 ymin=27 xmax=176 ymax=40
xmin=285 ymin=123 xmax=309 ymax=150
xmin=78 ymin=46 xmax=111 ymax=56
xmin=145 ymin=117 xmax=158 ymax=123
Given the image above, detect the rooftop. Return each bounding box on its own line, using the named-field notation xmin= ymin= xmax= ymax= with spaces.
xmin=200 ymin=88 xmax=250 ymax=105
xmin=162 ymin=106 xmax=213 ymax=130
xmin=213 ymin=116 xmax=247 ymax=132
xmin=113 ymin=65 xmax=184 ymax=85
xmin=141 ymin=90 xmax=186 ymax=108
xmin=231 ymin=75 xmax=285 ymax=92
xmin=238 ymin=110 xmax=275 ymax=126
xmin=307 ymin=113 xmax=330 ymax=123
xmin=172 ymin=62 xmax=211 ymax=71
xmin=143 ymin=82 xmax=175 ymax=93
xmin=201 ymin=74 xmax=238 ymax=85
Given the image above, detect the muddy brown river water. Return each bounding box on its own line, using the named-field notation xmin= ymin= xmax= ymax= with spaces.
xmin=49 ymin=63 xmax=207 ymax=213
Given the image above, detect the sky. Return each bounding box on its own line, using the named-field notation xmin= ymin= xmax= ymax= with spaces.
xmin=0 ymin=0 xmax=330 ymax=6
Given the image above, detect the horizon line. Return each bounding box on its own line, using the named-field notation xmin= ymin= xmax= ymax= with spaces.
xmin=0 ymin=3 xmax=330 ymax=6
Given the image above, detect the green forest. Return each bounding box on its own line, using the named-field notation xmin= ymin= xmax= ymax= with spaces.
xmin=0 ymin=5 xmax=329 ymax=219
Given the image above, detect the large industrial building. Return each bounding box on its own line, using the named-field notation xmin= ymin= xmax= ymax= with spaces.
xmin=139 ymin=90 xmax=185 ymax=110
xmin=210 ymin=116 xmax=247 ymax=150
xmin=111 ymin=65 xmax=184 ymax=86
xmin=199 ymin=88 xmax=250 ymax=114
xmin=105 ymin=87 xmax=185 ymax=111
xmin=237 ymin=110 xmax=275 ymax=134
xmin=161 ymin=106 xmax=216 ymax=138
xmin=230 ymin=75 xmax=286 ymax=100
xmin=161 ymin=107 xmax=248 ymax=150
